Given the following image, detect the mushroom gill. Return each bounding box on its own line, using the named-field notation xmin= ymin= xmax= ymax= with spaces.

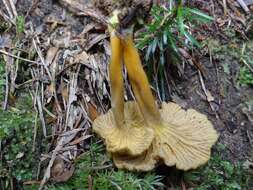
xmin=93 ymin=100 xmax=154 ymax=156
xmin=112 ymin=32 xmax=219 ymax=171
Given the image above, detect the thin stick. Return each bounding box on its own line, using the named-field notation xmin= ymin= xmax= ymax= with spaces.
xmin=241 ymin=59 xmax=253 ymax=74
xmin=0 ymin=9 xmax=15 ymax=25
xmin=36 ymin=88 xmax=47 ymax=137
xmin=241 ymin=44 xmax=253 ymax=74
xmin=32 ymin=112 xmax=38 ymax=152
xmin=43 ymin=106 xmax=57 ymax=119
xmin=88 ymin=164 xmax=113 ymax=171
xmin=25 ymin=0 xmax=39 ymax=19
xmin=198 ymin=71 xmax=219 ymax=119
xmin=16 ymin=79 xmax=37 ymax=88
xmin=32 ymin=37 xmax=53 ymax=80
xmin=88 ymin=175 xmax=93 ymax=190
xmin=2 ymin=0 xmax=14 ymax=19
xmin=236 ymin=0 xmax=250 ymax=12
xmin=0 ymin=49 xmax=39 ymax=64
xmin=9 ymin=0 xmax=18 ymax=18
xmin=3 ymin=62 xmax=9 ymax=110
xmin=222 ymin=0 xmax=227 ymax=15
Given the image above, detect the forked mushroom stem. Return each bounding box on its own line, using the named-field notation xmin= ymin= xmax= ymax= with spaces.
xmin=122 ymin=34 xmax=161 ymax=125
xmin=109 ymin=30 xmax=125 ymax=127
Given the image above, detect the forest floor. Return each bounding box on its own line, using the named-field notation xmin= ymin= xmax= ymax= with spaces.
xmin=0 ymin=0 xmax=252 ymax=190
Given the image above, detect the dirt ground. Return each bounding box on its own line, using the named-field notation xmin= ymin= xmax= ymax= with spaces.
xmin=179 ymin=52 xmax=253 ymax=161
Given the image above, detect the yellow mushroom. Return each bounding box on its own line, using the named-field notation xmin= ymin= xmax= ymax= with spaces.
xmin=93 ymin=12 xmax=154 ymax=156
xmin=113 ymin=138 xmax=156 ymax=171
xmin=112 ymin=32 xmax=219 ymax=171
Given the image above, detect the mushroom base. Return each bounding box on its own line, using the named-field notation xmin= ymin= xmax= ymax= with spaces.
xmin=93 ymin=102 xmax=155 ymax=156
xmin=108 ymin=102 xmax=219 ymax=171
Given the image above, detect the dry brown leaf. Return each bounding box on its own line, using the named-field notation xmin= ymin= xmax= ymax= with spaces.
xmin=45 ymin=47 xmax=59 ymax=66
xmin=88 ymin=102 xmax=99 ymax=121
xmin=69 ymin=135 xmax=92 ymax=146
xmin=74 ymin=51 xmax=89 ymax=63
xmin=78 ymin=23 xmax=96 ymax=37
xmin=51 ymin=157 xmax=75 ymax=182
xmin=61 ymin=85 xmax=69 ymax=104
xmin=45 ymin=83 xmax=54 ymax=103
xmin=85 ymin=34 xmax=108 ymax=51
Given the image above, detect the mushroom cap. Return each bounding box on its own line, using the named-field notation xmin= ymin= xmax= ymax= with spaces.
xmin=112 ymin=143 xmax=157 ymax=171
xmin=102 ymin=102 xmax=218 ymax=171
xmin=152 ymin=102 xmax=219 ymax=170
xmin=93 ymin=101 xmax=154 ymax=156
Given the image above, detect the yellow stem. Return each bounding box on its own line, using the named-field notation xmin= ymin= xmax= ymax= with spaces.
xmin=122 ymin=35 xmax=161 ymax=125
xmin=109 ymin=31 xmax=125 ymax=127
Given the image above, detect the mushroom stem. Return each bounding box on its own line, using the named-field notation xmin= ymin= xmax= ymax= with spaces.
xmin=109 ymin=31 xmax=124 ymax=127
xmin=122 ymin=34 xmax=161 ymax=125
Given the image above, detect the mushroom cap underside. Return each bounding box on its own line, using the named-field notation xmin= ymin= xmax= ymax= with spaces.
xmin=110 ymin=102 xmax=219 ymax=171
xmin=112 ymin=146 xmax=157 ymax=171
xmin=93 ymin=101 xmax=154 ymax=156
xmin=157 ymin=102 xmax=219 ymax=170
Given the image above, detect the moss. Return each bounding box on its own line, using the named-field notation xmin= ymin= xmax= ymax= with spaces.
xmin=34 ymin=142 xmax=165 ymax=190
xmin=184 ymin=144 xmax=250 ymax=190
xmin=207 ymin=39 xmax=253 ymax=86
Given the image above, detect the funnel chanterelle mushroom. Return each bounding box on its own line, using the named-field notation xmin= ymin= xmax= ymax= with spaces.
xmin=93 ymin=10 xmax=218 ymax=171
xmin=112 ymin=32 xmax=219 ymax=171
xmin=93 ymin=12 xmax=154 ymax=157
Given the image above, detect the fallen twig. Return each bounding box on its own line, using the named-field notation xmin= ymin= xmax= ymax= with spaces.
xmin=32 ymin=112 xmax=38 ymax=152
xmin=241 ymin=59 xmax=253 ymax=74
xmin=32 ymin=37 xmax=53 ymax=80
xmin=25 ymin=0 xmax=39 ymax=19
xmin=23 ymin=180 xmax=41 ymax=185
xmin=0 ymin=49 xmax=39 ymax=64
xmin=3 ymin=61 xmax=9 ymax=110
xmin=37 ymin=92 xmax=47 ymax=136
xmin=88 ymin=175 xmax=93 ymax=190
xmin=8 ymin=0 xmax=17 ymax=18
xmin=88 ymin=164 xmax=113 ymax=171
xmin=236 ymin=0 xmax=250 ymax=12
xmin=0 ymin=8 xmax=15 ymax=25
xmin=222 ymin=0 xmax=228 ymax=15
xmin=2 ymin=0 xmax=14 ymax=20
xmin=198 ymin=71 xmax=219 ymax=119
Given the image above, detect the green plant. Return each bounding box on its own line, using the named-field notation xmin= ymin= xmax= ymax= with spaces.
xmin=184 ymin=144 xmax=250 ymax=190
xmin=0 ymin=18 xmax=9 ymax=33
xmin=0 ymin=90 xmax=42 ymax=190
xmin=208 ymin=39 xmax=253 ymax=86
xmin=136 ymin=2 xmax=213 ymax=100
xmin=239 ymin=67 xmax=253 ymax=86
xmin=92 ymin=170 xmax=164 ymax=190
xmin=16 ymin=15 xmax=25 ymax=34
xmin=38 ymin=141 xmax=164 ymax=190
xmin=238 ymin=43 xmax=253 ymax=86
